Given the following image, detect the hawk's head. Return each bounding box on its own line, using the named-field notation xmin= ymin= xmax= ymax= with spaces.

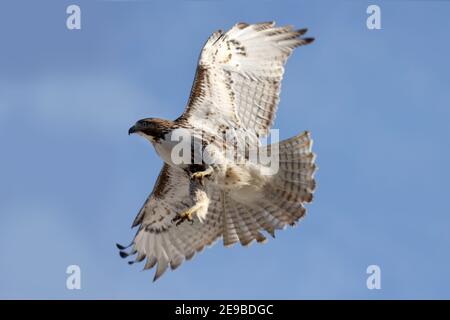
xmin=128 ymin=118 xmax=175 ymax=143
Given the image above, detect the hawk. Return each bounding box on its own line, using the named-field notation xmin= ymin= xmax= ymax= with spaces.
xmin=118 ymin=22 xmax=317 ymax=281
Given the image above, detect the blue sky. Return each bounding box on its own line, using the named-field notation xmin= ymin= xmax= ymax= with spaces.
xmin=1 ymin=0 xmax=450 ymax=299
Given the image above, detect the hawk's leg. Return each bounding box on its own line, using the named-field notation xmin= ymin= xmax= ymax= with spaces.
xmin=172 ymin=178 xmax=210 ymax=226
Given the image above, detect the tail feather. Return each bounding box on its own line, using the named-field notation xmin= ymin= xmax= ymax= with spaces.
xmin=222 ymin=196 xmax=240 ymax=247
xmin=223 ymin=199 xmax=267 ymax=246
xmin=234 ymin=201 xmax=267 ymax=244
xmin=228 ymin=201 xmax=254 ymax=246
xmin=262 ymin=131 xmax=317 ymax=227
xmin=221 ymin=131 xmax=316 ymax=245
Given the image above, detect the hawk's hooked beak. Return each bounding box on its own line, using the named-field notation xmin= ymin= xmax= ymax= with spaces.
xmin=128 ymin=125 xmax=138 ymax=135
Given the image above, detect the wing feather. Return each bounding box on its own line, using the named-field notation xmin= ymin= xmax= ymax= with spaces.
xmin=121 ymin=164 xmax=308 ymax=280
xmin=125 ymin=164 xmax=224 ymax=281
xmin=179 ymin=21 xmax=314 ymax=137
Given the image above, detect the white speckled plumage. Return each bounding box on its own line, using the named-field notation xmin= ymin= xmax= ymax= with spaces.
xmin=121 ymin=22 xmax=317 ymax=281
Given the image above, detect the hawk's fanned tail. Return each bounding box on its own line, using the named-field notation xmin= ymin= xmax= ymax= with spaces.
xmin=269 ymin=131 xmax=317 ymax=203
xmin=219 ymin=132 xmax=316 ymax=247
xmin=263 ymin=131 xmax=317 ymax=226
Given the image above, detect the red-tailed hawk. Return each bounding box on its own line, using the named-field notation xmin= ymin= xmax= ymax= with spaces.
xmin=118 ymin=22 xmax=317 ymax=281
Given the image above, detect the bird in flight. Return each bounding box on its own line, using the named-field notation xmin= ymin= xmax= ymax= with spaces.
xmin=118 ymin=22 xmax=317 ymax=281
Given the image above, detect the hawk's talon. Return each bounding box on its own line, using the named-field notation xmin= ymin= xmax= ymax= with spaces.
xmin=190 ymin=168 xmax=213 ymax=186
xmin=172 ymin=210 xmax=194 ymax=226
xmin=191 ymin=171 xmax=211 ymax=180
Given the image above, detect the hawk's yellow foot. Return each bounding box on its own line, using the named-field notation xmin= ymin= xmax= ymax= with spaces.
xmin=172 ymin=209 xmax=194 ymax=226
xmin=190 ymin=167 xmax=214 ymax=185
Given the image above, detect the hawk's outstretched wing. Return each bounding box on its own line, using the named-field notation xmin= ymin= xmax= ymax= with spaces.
xmin=120 ymin=164 xmax=224 ymax=281
xmin=179 ymin=21 xmax=314 ymax=138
